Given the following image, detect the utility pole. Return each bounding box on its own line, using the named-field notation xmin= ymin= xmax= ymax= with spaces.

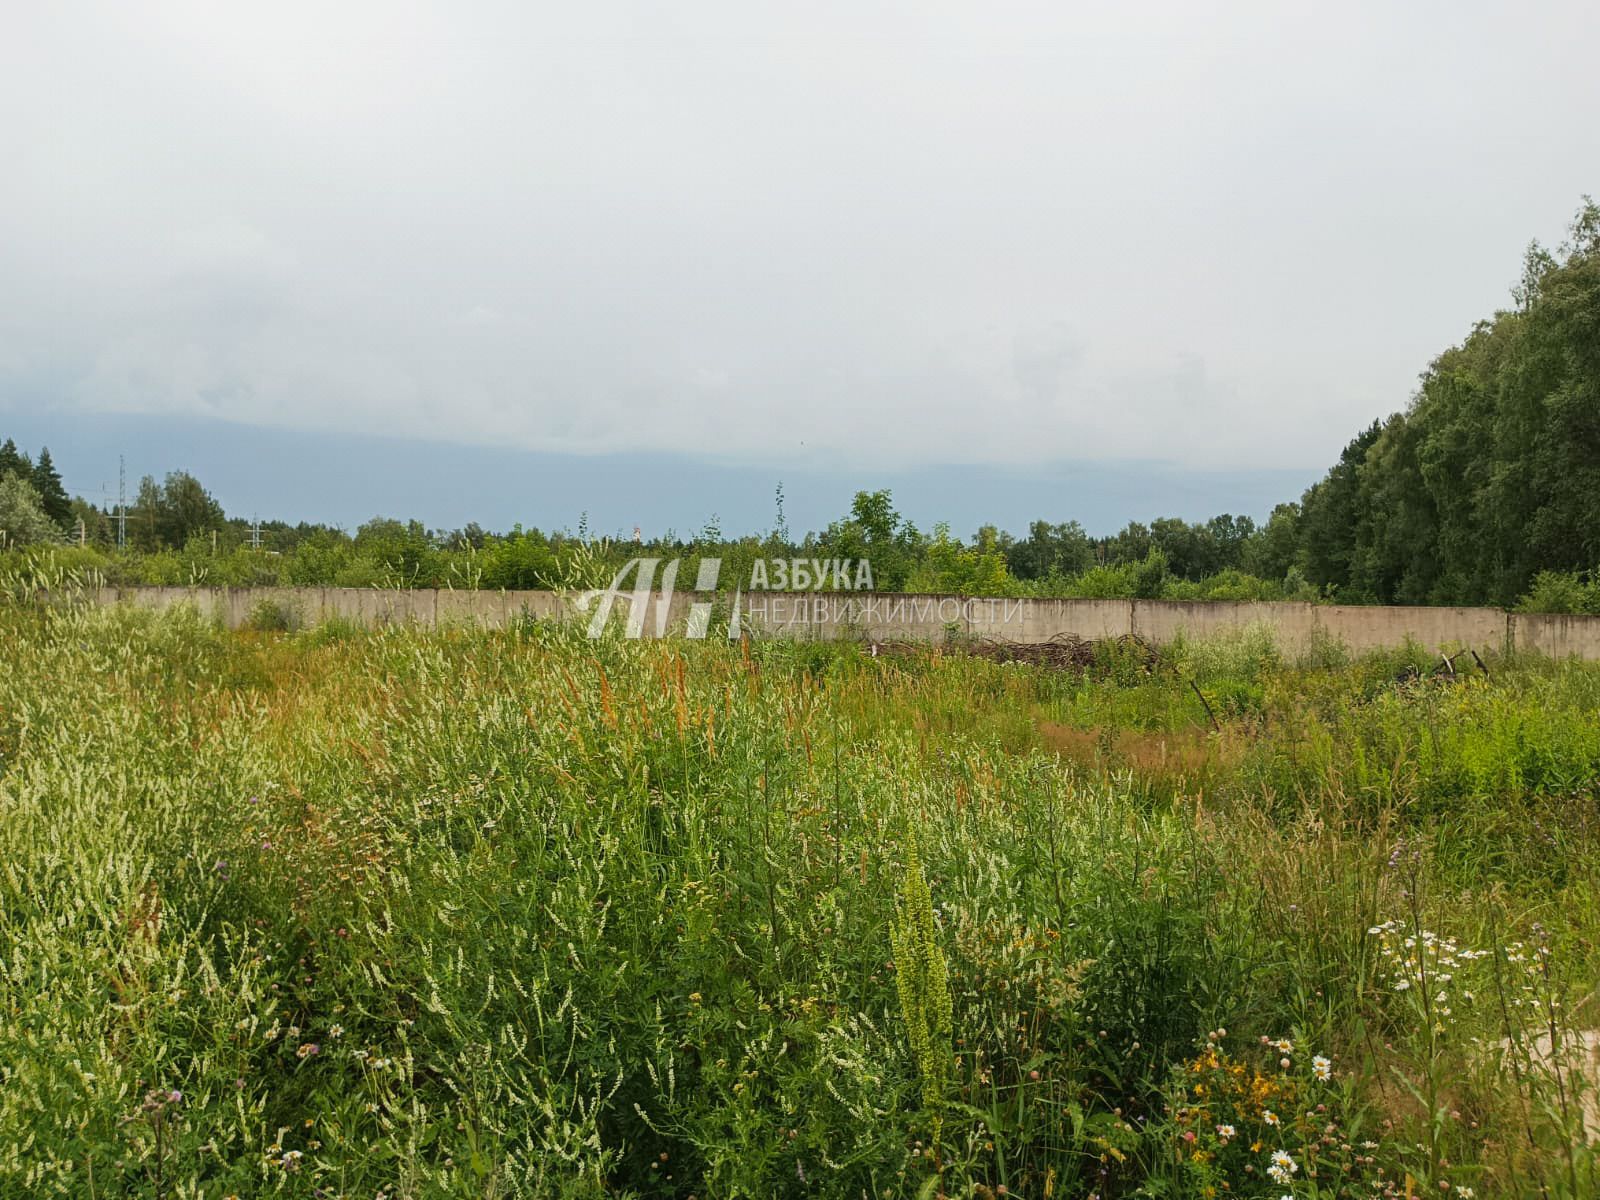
xmin=116 ymin=455 xmax=127 ymax=549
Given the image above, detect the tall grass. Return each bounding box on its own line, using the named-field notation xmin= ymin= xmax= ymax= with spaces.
xmin=0 ymin=603 xmax=1594 ymax=1196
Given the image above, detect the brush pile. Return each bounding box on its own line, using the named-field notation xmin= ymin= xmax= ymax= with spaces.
xmin=868 ymin=631 xmax=1157 ymax=672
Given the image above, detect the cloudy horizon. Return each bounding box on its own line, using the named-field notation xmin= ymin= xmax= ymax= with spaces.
xmin=3 ymin=2 xmax=1597 ymax=523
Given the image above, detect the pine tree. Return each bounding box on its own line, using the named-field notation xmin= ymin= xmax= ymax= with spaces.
xmin=0 ymin=438 xmax=30 ymax=482
xmin=32 ymin=447 xmax=72 ymax=530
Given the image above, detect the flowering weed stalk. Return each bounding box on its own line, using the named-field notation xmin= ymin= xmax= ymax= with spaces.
xmin=890 ymin=838 xmax=953 ymax=1153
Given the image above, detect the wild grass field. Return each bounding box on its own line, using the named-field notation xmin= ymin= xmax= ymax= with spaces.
xmin=0 ymin=600 xmax=1597 ymax=1199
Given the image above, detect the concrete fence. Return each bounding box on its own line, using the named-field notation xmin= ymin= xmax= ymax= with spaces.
xmin=51 ymin=585 xmax=1600 ymax=660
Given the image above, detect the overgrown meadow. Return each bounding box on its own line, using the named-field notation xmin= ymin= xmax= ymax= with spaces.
xmin=1 ymin=600 xmax=1597 ymax=1198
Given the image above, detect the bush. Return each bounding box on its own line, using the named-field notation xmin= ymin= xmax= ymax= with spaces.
xmin=1167 ymin=621 xmax=1282 ymax=685
xmin=244 ymin=598 xmax=297 ymax=632
xmin=1517 ymin=570 xmax=1600 ymax=614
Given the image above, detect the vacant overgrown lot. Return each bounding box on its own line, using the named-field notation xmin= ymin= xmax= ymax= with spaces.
xmin=0 ymin=602 xmax=1596 ymax=1198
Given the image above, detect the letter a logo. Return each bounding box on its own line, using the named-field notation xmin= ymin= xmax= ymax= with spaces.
xmin=583 ymin=558 xmax=659 ymax=638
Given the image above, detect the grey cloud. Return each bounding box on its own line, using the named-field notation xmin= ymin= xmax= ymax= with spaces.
xmin=2 ymin=2 xmax=1597 ymax=473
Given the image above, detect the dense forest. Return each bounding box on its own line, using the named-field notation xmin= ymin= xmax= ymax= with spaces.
xmin=3 ymin=201 xmax=1597 ymax=611
xmin=1286 ymin=197 xmax=1600 ymax=610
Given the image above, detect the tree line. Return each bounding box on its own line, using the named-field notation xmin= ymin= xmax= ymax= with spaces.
xmin=0 ymin=441 xmax=72 ymax=543
xmin=1279 ymin=198 xmax=1600 ymax=610
xmin=0 ymin=457 xmax=1305 ymax=601
xmin=4 ymin=200 xmax=1596 ymax=609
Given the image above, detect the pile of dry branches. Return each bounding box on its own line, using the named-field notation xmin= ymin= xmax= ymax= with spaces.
xmin=867 ymin=632 xmax=1158 ymax=672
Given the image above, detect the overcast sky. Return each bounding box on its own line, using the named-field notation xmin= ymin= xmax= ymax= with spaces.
xmin=2 ymin=2 xmax=1596 ymax=528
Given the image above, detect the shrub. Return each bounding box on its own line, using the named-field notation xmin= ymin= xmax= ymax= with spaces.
xmin=1517 ymin=570 xmax=1600 ymax=614
xmin=244 ymin=598 xmax=297 ymax=632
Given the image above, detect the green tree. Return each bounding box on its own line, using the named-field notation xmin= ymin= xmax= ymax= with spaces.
xmin=0 ymin=474 xmax=63 ymax=547
xmin=480 ymin=527 xmax=559 ymax=590
xmin=908 ymin=523 xmax=1015 ymax=595
xmin=353 ymin=517 xmax=438 ymax=585
xmin=1005 ymin=519 xmax=1094 ymax=580
xmin=818 ymin=490 xmax=920 ymax=590
xmin=130 ymin=471 xmax=227 ymax=550
xmin=1150 ymin=516 xmax=1222 ymax=580
xmin=1511 ymin=240 xmax=1558 ymax=312
xmin=1205 ymin=513 xmax=1257 ymax=570
xmin=0 ymin=438 xmax=31 ymax=482
xmin=1103 ymin=521 xmax=1154 ymax=565
xmin=1296 ymin=420 xmax=1382 ymax=596
xmin=129 ymin=475 xmax=163 ymax=551
xmin=1242 ymin=503 xmax=1301 ymax=581
xmin=1131 ymin=547 xmax=1171 ymax=598
xmin=31 ymin=447 xmax=72 ymax=530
